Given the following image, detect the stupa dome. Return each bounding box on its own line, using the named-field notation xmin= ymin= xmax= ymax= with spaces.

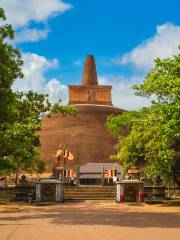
xmin=39 ymin=105 xmax=124 ymax=171
xmin=39 ymin=55 xmax=125 ymax=172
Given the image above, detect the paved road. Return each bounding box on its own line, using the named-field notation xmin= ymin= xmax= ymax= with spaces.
xmin=0 ymin=201 xmax=180 ymax=240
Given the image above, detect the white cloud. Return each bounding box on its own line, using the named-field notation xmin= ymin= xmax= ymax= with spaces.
xmin=12 ymin=51 xmax=148 ymax=109
xmin=99 ymin=75 xmax=150 ymax=110
xmin=46 ymin=79 xmax=67 ymax=103
xmin=0 ymin=0 xmax=72 ymax=28
xmin=13 ymin=52 xmax=67 ymax=103
xmin=116 ymin=23 xmax=180 ymax=69
xmin=0 ymin=0 xmax=72 ymax=42
xmin=15 ymin=28 xmax=50 ymax=43
xmin=12 ymin=52 xmax=149 ymax=109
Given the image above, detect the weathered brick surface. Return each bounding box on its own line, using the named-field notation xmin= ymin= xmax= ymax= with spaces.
xmin=68 ymin=85 xmax=112 ymax=105
xmin=39 ymin=105 xmax=124 ymax=172
xmin=39 ymin=55 xmax=125 ymax=172
xmin=68 ymin=55 xmax=112 ymax=105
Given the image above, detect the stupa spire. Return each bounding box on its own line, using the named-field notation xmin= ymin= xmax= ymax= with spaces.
xmin=82 ymin=54 xmax=98 ymax=85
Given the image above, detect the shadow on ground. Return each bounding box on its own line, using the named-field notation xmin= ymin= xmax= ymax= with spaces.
xmin=0 ymin=202 xmax=180 ymax=228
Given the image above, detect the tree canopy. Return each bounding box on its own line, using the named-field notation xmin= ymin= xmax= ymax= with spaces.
xmin=107 ymin=48 xmax=180 ymax=184
xmin=0 ymin=8 xmax=77 ymax=184
xmin=0 ymin=8 xmax=23 ymax=123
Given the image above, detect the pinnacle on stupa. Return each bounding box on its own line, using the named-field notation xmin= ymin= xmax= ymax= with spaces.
xmin=82 ymin=54 xmax=98 ymax=85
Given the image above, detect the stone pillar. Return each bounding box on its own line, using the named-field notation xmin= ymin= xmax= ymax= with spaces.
xmin=56 ymin=183 xmax=63 ymax=202
xmin=36 ymin=183 xmax=41 ymax=202
xmin=116 ymin=182 xmax=124 ymax=202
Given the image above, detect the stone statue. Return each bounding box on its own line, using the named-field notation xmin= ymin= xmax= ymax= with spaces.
xmin=53 ymin=144 xmax=64 ymax=180
xmin=54 ymin=144 xmax=63 ymax=166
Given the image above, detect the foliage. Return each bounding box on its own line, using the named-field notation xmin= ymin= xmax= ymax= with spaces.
xmin=0 ymin=8 xmax=23 ymax=123
xmin=0 ymin=92 xmax=51 ymax=184
xmin=107 ymin=48 xmax=180 ymax=183
xmin=0 ymin=7 xmax=24 ymax=181
xmin=107 ymin=111 xmax=141 ymax=136
xmin=0 ymin=91 xmax=77 ymax=184
xmin=35 ymin=159 xmax=46 ymax=174
xmin=50 ymin=102 xmax=78 ymax=117
xmin=0 ymin=9 xmax=78 ymax=185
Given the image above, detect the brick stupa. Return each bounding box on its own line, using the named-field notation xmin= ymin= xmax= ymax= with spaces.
xmin=39 ymin=55 xmax=125 ymax=171
xmin=68 ymin=55 xmax=112 ymax=106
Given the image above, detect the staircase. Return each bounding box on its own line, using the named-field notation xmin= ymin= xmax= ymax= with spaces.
xmin=63 ymin=186 xmax=116 ymax=201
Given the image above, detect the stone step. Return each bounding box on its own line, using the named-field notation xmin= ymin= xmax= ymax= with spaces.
xmin=64 ymin=194 xmax=116 ymax=196
xmin=64 ymin=192 xmax=116 ymax=196
xmin=63 ymin=186 xmax=116 ymax=200
xmin=64 ymin=187 xmax=116 ymax=192
xmin=64 ymin=190 xmax=116 ymax=193
xmin=64 ymin=190 xmax=116 ymax=194
xmin=64 ymin=194 xmax=115 ymax=196
xmin=64 ymin=185 xmax=116 ymax=189
xmin=64 ymin=189 xmax=115 ymax=192
xmin=64 ymin=196 xmax=116 ymax=200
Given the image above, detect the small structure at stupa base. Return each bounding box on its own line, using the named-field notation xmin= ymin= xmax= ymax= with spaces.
xmin=116 ymin=180 xmax=144 ymax=203
xmin=36 ymin=178 xmax=63 ymax=203
xmin=116 ymin=166 xmax=144 ymax=203
xmin=79 ymin=163 xmax=122 ymax=185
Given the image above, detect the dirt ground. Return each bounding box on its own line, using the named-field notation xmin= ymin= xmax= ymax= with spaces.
xmin=0 ymin=201 xmax=180 ymax=240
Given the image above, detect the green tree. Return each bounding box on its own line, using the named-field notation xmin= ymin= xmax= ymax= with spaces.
xmin=0 ymin=92 xmax=50 ymax=185
xmin=107 ymin=48 xmax=180 ymax=184
xmin=0 ymin=8 xmax=23 ymax=123
xmin=0 ymin=91 xmax=77 ymax=185
xmin=0 ymin=7 xmax=24 ymax=182
xmin=35 ymin=160 xmax=46 ymax=174
xmin=0 ymin=9 xmax=78 ymax=185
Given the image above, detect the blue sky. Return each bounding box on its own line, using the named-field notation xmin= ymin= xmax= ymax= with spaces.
xmin=0 ymin=0 xmax=180 ymax=109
